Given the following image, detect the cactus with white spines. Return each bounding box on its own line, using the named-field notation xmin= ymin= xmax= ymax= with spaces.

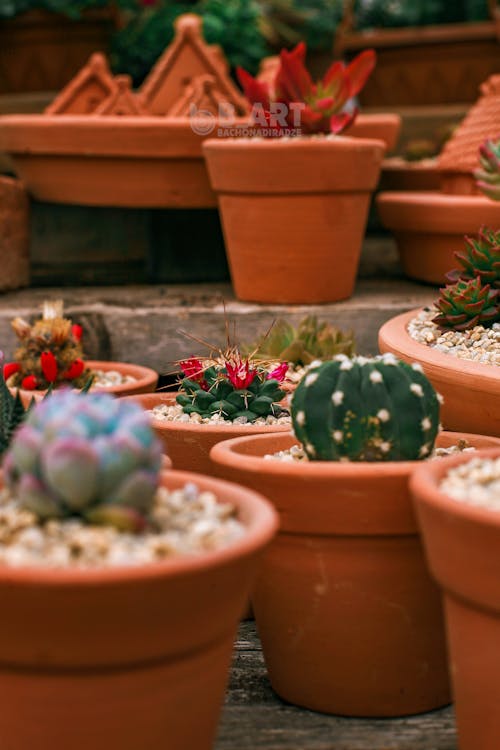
xmin=291 ymin=354 xmax=440 ymax=462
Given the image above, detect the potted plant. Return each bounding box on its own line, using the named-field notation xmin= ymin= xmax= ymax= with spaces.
xmin=125 ymin=346 xmax=292 ymax=474
xmin=3 ymin=300 xmax=158 ymax=398
xmin=379 ymin=226 xmax=500 ymax=436
xmin=202 ymin=42 xmax=386 ymax=304
xmin=0 ymin=387 xmax=277 ymax=750
xmin=411 ymin=447 xmax=500 ymax=750
xmin=210 ymin=354 xmax=500 ymax=716
xmin=0 ymin=0 xmax=117 ymax=94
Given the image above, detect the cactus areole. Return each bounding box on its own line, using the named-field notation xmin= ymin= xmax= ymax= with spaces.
xmin=4 ymin=390 xmax=163 ymax=532
xmin=291 ymin=355 xmax=440 ymax=462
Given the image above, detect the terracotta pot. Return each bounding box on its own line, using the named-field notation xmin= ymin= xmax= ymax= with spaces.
xmin=210 ymin=430 xmax=500 ymax=716
xmin=347 ymin=113 xmax=401 ymax=153
xmin=411 ymin=448 xmax=500 ymax=750
xmin=379 ymin=309 xmax=500 ymax=437
xmin=124 ymin=392 xmax=292 ymax=475
xmin=203 ymin=136 xmax=386 ymax=304
xmin=0 ymin=9 xmax=115 ymax=95
xmin=378 ymin=190 xmax=500 ymax=283
xmin=380 ymin=158 xmax=440 ymax=192
xmin=0 ymin=468 xmax=277 ymax=750
xmin=0 ymin=176 xmax=29 ymax=291
xmin=13 ymin=360 xmax=158 ymax=403
xmin=376 ymin=192 xmax=500 ymax=284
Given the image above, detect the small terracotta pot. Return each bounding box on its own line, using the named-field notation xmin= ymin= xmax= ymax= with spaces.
xmin=124 ymin=392 xmax=292 ymax=475
xmin=376 ymin=192 xmax=500 ymax=285
xmin=13 ymin=360 xmax=158 ymax=403
xmin=411 ymin=448 xmax=500 ymax=750
xmin=203 ymin=135 xmax=386 ymax=304
xmin=0 ymin=468 xmax=277 ymax=750
xmin=379 ymin=309 xmax=500 ymax=437
xmin=210 ymin=430 xmax=500 ymax=716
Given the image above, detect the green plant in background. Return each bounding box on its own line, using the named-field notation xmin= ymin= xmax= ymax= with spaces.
xmin=433 ymin=277 xmax=500 ymax=331
xmin=475 ymin=137 xmax=500 ymax=201
xmin=446 ymin=228 xmax=500 ymax=289
xmin=0 ymin=0 xmax=111 ymax=19
xmin=291 ymin=354 xmax=441 ymax=461
xmin=353 ymin=0 xmax=492 ymax=29
xmin=249 ymin=315 xmax=355 ymax=367
xmin=257 ymin=0 xmax=343 ymax=52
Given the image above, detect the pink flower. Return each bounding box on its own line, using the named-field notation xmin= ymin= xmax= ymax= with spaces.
xmin=267 ymin=362 xmax=288 ymax=382
xmin=225 ymin=358 xmax=257 ymax=390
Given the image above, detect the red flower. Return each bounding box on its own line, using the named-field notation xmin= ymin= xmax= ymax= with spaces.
xmin=237 ymin=43 xmax=376 ymax=136
xmin=40 ymin=351 xmax=58 ymax=383
xmin=179 ymin=357 xmax=209 ymax=391
xmin=3 ymin=362 xmax=21 ymax=380
xmin=21 ymin=375 xmax=38 ymax=390
xmin=62 ymin=358 xmax=85 ymax=380
xmin=225 ymin=358 xmax=257 ymax=390
xmin=267 ymin=362 xmax=288 ymax=382
xmin=71 ymin=324 xmax=83 ymax=342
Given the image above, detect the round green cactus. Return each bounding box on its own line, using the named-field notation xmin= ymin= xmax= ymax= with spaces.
xmin=291 ymin=354 xmax=441 ymax=462
xmin=4 ymin=390 xmax=163 ymax=532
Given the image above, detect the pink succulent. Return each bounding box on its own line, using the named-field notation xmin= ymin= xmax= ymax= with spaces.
xmin=267 ymin=362 xmax=288 ymax=382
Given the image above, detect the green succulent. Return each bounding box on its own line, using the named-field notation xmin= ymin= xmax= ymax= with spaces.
xmin=291 ymin=354 xmax=441 ymax=462
xmin=433 ymin=277 xmax=500 ymax=331
xmin=447 ymin=228 xmax=500 ymax=289
xmin=475 ymin=137 xmax=500 ymax=201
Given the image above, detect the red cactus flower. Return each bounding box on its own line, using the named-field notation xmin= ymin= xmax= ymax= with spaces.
xmin=21 ymin=375 xmax=38 ymax=390
xmin=180 ymin=357 xmax=205 ymax=381
xmin=267 ymin=362 xmax=288 ymax=382
xmin=225 ymin=357 xmax=257 ymax=390
xmin=40 ymin=351 xmax=58 ymax=383
xmin=61 ymin=358 xmax=85 ymax=380
xmin=237 ymin=42 xmax=376 ymax=136
xmin=3 ymin=362 xmax=21 ymax=380
xmin=71 ymin=324 xmax=83 ymax=342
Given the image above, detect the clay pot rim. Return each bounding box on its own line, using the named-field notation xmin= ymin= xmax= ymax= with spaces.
xmin=410 ymin=446 xmax=500 ymax=529
xmin=378 ymin=308 xmax=500 ymax=385
xmin=203 ymin=133 xmax=386 ymax=153
xmin=123 ymin=392 xmax=293 ymax=436
xmin=376 ymin=191 xmax=500 ymax=222
xmin=0 ymin=468 xmax=278 ymax=585
xmin=210 ymin=429 xmax=486 ymax=478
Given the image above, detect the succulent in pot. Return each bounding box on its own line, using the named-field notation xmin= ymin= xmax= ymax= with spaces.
xmin=210 ymin=353 xmax=500 ymax=716
xmin=0 ymin=388 xmax=277 ymax=750
xmin=475 ymin=136 xmax=500 ymax=201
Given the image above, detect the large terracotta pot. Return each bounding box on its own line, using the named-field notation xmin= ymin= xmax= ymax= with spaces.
xmin=411 ymin=448 xmax=500 ymax=750
xmin=202 ymin=135 xmax=386 ymax=304
xmin=376 ymin=192 xmax=500 ymax=284
xmin=0 ymin=468 xmax=277 ymax=750
xmin=124 ymin=392 xmax=292 ymax=475
xmin=210 ymin=430 xmax=500 ymax=717
xmin=378 ymin=309 xmax=500 ymax=437
xmin=0 ymin=9 xmax=115 ymax=95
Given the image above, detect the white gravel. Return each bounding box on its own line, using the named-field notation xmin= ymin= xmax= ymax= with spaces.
xmin=150 ymin=402 xmax=291 ymax=427
xmin=93 ymin=370 xmax=137 ymax=388
xmin=265 ymin=440 xmax=475 ymax=463
xmin=440 ymin=456 xmax=500 ymax=510
xmin=408 ymin=309 xmax=500 ymax=366
xmin=0 ymin=483 xmax=245 ymax=568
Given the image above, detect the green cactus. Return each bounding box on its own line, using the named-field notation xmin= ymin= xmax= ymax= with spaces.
xmin=446 ymin=228 xmax=500 ymax=290
xmin=291 ymin=354 xmax=440 ymax=462
xmin=249 ymin=315 xmax=355 ymax=367
xmin=475 ymin=137 xmax=500 ymax=201
xmin=176 ymin=355 xmax=287 ymax=422
xmin=4 ymin=390 xmax=163 ymax=532
xmin=433 ymin=277 xmax=500 ymax=331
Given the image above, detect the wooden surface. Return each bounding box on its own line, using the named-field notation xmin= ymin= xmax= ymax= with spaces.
xmin=216 ymin=621 xmax=457 ymax=750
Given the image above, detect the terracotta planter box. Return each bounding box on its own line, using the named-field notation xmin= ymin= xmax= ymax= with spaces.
xmin=379 ymin=309 xmax=500 ymax=437
xmin=0 ymin=176 xmax=29 ymax=290
xmin=376 ymin=192 xmax=500 ymax=285
xmin=0 ymin=9 xmax=115 ymax=95
xmin=210 ymin=430 xmax=500 ymax=716
xmin=203 ymin=135 xmax=386 ymax=304
xmin=0 ymin=468 xmax=277 ymax=750
xmin=411 ymin=448 xmax=500 ymax=750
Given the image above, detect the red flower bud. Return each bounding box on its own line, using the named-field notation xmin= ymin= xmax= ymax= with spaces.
xmin=71 ymin=324 xmax=83 ymax=342
xmin=40 ymin=351 xmax=58 ymax=383
xmin=62 ymin=358 xmax=85 ymax=380
xmin=3 ymin=362 xmax=21 ymax=380
xmin=21 ymin=375 xmax=38 ymax=390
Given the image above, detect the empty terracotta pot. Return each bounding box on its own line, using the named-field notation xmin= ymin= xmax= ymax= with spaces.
xmin=411 ymin=448 xmax=500 ymax=750
xmin=379 ymin=309 xmax=500 ymax=437
xmin=210 ymin=430 xmax=500 ymax=717
xmin=0 ymin=468 xmax=277 ymax=750
xmin=203 ymin=135 xmax=386 ymax=304
xmin=124 ymin=392 xmax=292 ymax=474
